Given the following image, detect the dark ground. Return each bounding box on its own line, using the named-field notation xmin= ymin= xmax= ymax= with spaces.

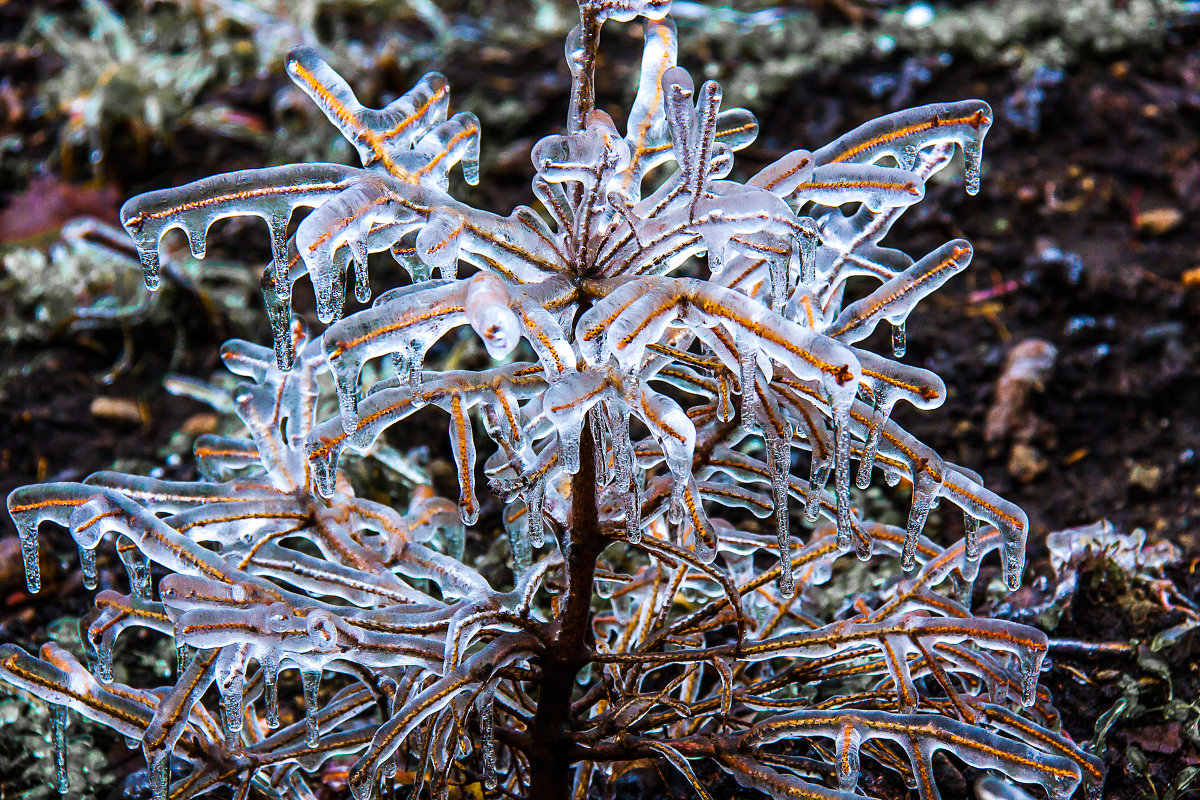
xmin=0 ymin=1 xmax=1198 ymax=798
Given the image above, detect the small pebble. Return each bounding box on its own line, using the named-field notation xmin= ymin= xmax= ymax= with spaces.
xmin=181 ymin=413 xmax=219 ymax=436
xmin=90 ymin=397 xmax=145 ymax=425
xmin=1129 ymin=464 xmax=1163 ymax=493
xmin=1136 ymin=207 xmax=1183 ymax=236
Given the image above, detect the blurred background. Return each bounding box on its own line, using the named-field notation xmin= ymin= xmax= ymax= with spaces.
xmin=0 ymin=1 xmax=1197 ymax=797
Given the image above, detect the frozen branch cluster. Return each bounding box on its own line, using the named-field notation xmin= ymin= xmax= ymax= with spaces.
xmin=4 ymin=2 xmax=1101 ymax=799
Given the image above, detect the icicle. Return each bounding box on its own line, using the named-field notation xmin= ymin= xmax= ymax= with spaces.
xmin=19 ymin=526 xmax=40 ymax=593
xmin=716 ymin=374 xmax=735 ymax=422
xmin=854 ymin=529 xmax=872 ymax=561
xmin=768 ymin=435 xmax=794 ymax=597
xmin=118 ymin=546 xmax=153 ymax=600
xmin=263 ymin=276 xmax=295 ymax=372
xmin=464 ymin=273 xmax=520 ymax=360
xmin=832 ymin=411 xmax=852 ymax=549
xmin=149 ymin=747 xmax=170 ymax=800
xmin=855 ymin=384 xmax=890 ymax=490
xmin=608 ymin=406 xmax=631 ymax=487
xmin=221 ymin=679 xmax=245 ymax=749
xmin=739 ymin=349 xmax=759 ymax=433
xmin=51 ymin=704 xmax=68 ymax=794
xmin=834 ymin=723 xmax=862 ymax=793
xmin=392 ymin=240 xmax=431 ymax=283
xmin=1000 ymin=520 xmax=1027 ymax=591
xmin=135 ymin=555 xmax=152 ymax=600
xmin=964 ymin=513 xmax=981 ymax=562
xmin=301 ymin=668 xmax=322 ymax=746
xmin=964 ymin=139 xmax=983 ymax=196
xmin=176 ymin=644 xmax=191 ymax=676
xmin=901 ymin=469 xmax=939 ymax=571
xmin=78 ymin=544 xmax=98 ymax=590
xmin=262 ymin=651 xmax=281 ymax=729
xmin=951 ymin=573 xmax=974 ymax=607
xmin=407 ymin=339 xmax=426 ymax=406
xmin=798 ymin=221 xmax=818 ymax=286
xmin=95 ymin=638 xmax=113 ymax=683
xmin=805 ymin=457 xmax=831 ymax=523
xmin=309 ymin=447 xmax=339 ymax=498
xmin=623 ymin=480 xmax=642 ymax=545
xmin=768 ymin=253 xmax=788 ymax=314
xmin=527 ymin=480 xmax=546 ymax=549
xmin=354 ymin=252 xmax=372 ymax=304
xmin=268 ymin=211 xmax=290 ymax=302
xmin=186 ymin=226 xmax=207 ymax=259
xmin=608 ymin=404 xmax=641 ymax=544
xmin=890 ymin=320 xmax=907 ymax=358
xmin=135 ymin=240 xmax=161 ymax=291
xmin=504 ymin=502 xmax=532 ymax=573
xmin=478 ymin=687 xmax=498 ymax=790
xmin=667 ymin=481 xmax=685 ymax=526
xmin=590 ymin=412 xmax=608 ymax=481
xmin=1018 ymin=648 xmax=1043 ymax=707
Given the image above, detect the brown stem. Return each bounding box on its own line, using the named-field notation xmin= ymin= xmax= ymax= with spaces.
xmin=568 ymin=6 xmax=602 ymax=134
xmin=527 ymin=420 xmax=602 ymax=800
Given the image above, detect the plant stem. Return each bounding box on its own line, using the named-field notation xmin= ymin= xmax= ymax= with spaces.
xmin=528 ymin=419 xmax=601 ymax=800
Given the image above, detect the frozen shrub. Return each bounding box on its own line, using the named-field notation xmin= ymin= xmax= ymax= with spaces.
xmin=4 ymin=2 xmax=1102 ymax=799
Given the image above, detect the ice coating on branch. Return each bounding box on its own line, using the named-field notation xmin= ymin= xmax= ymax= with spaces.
xmin=4 ymin=3 xmax=1093 ymax=800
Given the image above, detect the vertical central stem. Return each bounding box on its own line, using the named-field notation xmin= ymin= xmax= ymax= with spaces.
xmin=568 ymin=8 xmax=602 ymax=134
xmin=528 ymin=419 xmax=601 ymax=800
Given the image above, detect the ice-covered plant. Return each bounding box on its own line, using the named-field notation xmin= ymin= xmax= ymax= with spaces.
xmin=4 ymin=1 xmax=1103 ymax=799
